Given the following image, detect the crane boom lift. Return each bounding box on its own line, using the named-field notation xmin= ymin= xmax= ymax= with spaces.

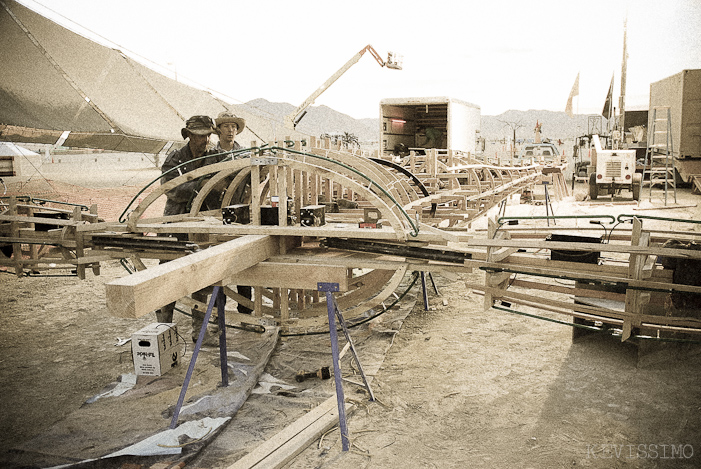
xmin=284 ymin=45 xmax=402 ymax=129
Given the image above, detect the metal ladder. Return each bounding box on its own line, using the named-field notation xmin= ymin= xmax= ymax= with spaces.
xmin=644 ymin=106 xmax=677 ymax=205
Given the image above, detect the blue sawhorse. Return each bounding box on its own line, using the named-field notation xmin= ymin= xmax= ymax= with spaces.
xmin=169 ymin=285 xmax=229 ymax=429
xmin=318 ymin=282 xmax=375 ymax=452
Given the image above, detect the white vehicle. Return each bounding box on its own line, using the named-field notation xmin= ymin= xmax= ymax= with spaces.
xmin=515 ymin=142 xmax=560 ymax=166
xmin=589 ymin=135 xmax=642 ymax=200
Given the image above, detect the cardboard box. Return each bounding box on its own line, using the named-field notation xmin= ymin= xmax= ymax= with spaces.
xmin=131 ymin=323 xmax=180 ymax=376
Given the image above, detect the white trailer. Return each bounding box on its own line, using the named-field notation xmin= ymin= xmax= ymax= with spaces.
xmin=379 ymin=97 xmax=480 ymax=158
xmin=648 ymin=69 xmax=701 ymax=183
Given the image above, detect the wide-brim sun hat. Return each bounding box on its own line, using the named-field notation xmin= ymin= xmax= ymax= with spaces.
xmin=181 ymin=115 xmax=216 ymax=139
xmin=215 ymin=112 xmax=246 ymax=133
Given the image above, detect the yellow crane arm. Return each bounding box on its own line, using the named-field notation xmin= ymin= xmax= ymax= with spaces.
xmin=284 ymin=45 xmax=400 ymax=129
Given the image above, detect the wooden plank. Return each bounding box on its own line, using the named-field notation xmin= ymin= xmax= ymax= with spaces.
xmin=101 ymin=221 xmax=407 ymax=241
xmin=471 ymin=259 xmax=701 ymax=295
xmin=0 ymin=214 xmax=80 ymax=227
xmin=623 ymin=218 xmax=648 ymax=341
xmin=226 ymin=396 xmax=353 ymax=469
xmin=495 ymin=252 xmax=633 ymax=276
xmin=510 ymin=278 xmax=626 ymax=302
xmin=9 ymin=197 xmax=22 ymax=277
xmin=226 ymin=262 xmax=350 ymax=292
xmin=275 ymin=168 xmax=289 ymax=317
xmin=253 ymin=403 xmax=353 ymax=468
xmin=73 ymin=207 xmax=86 ymax=279
xmin=105 ymin=235 xmax=278 ymax=318
xmin=251 ymin=164 xmax=262 ymax=225
xmin=270 ymin=252 xmax=468 ymax=274
xmin=472 ymin=284 xmax=701 ymax=329
xmin=468 ymin=238 xmax=701 ymax=260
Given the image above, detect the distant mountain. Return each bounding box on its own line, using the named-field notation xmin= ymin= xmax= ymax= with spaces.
xmin=235 ymin=99 xmax=604 ymax=147
xmin=234 ymin=99 xmax=378 ymax=144
xmin=481 ymin=110 xmax=595 ymax=142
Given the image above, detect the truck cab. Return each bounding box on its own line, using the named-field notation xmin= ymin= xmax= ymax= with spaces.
xmin=515 ymin=142 xmax=560 ymax=165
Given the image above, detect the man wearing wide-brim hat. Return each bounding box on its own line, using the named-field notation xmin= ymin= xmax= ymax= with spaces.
xmin=215 ymin=111 xmax=246 ymax=151
xmin=213 ymin=111 xmax=253 ymax=314
xmin=160 ymin=115 xmax=222 ymax=217
xmin=156 ymin=115 xmax=227 ymax=333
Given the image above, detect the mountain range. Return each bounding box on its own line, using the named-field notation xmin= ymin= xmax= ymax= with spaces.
xmin=234 ymin=98 xmax=601 ymax=146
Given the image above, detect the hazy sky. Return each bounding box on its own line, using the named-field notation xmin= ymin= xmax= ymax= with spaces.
xmin=20 ymin=0 xmax=701 ymax=118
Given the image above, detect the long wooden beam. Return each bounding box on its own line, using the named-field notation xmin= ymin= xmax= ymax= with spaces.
xmin=468 ymin=238 xmax=701 ymax=260
xmin=226 ymin=261 xmax=350 ymax=291
xmin=106 ymin=235 xmax=278 ymax=318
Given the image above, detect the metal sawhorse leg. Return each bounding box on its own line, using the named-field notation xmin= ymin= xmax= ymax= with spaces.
xmin=318 ymin=282 xmax=375 ymax=451
xmin=169 ymin=285 xmax=229 ymax=429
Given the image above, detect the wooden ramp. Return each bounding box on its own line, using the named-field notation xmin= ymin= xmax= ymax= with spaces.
xmin=691 ymin=174 xmax=701 ymax=194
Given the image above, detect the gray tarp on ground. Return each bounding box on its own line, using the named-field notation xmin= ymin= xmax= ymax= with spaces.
xmin=0 ymin=0 xmax=302 ymax=153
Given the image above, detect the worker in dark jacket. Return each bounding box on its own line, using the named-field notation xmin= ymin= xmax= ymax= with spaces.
xmin=160 ymin=115 xmax=226 ymax=215
xmin=156 ymin=115 xmax=224 ymax=340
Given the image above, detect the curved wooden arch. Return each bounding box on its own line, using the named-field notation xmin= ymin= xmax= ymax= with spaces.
xmin=304 ymin=148 xmax=417 ymax=223
xmin=291 ymin=266 xmax=409 ymax=326
xmin=126 ymin=156 xmax=411 ymax=240
xmin=126 ymin=159 xmax=249 ymax=230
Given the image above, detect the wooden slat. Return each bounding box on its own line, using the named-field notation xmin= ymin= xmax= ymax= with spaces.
xmin=468 ymin=238 xmax=701 ymax=260
xmin=226 ymin=262 xmax=349 ymax=291
xmin=471 ymin=284 xmax=701 ymax=329
xmin=470 ymin=259 xmax=701 ymax=295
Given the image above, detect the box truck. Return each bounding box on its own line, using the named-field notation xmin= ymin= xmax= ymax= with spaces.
xmin=648 ymin=69 xmax=701 ymax=183
xmin=379 ymin=97 xmax=480 ymax=158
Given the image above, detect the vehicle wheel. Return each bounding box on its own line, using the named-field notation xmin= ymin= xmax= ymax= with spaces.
xmin=589 ymin=173 xmax=598 ymax=200
xmin=632 ymin=173 xmax=642 ymax=201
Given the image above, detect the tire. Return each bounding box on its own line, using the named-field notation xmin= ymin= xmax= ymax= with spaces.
xmin=632 ymin=173 xmax=642 ymax=201
xmin=589 ymin=173 xmax=598 ymax=200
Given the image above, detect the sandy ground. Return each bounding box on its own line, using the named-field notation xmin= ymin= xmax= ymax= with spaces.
xmin=2 ymin=153 xmax=701 ymax=468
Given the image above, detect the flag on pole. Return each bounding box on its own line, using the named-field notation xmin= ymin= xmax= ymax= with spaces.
xmin=565 ymin=73 xmax=579 ymax=117
xmin=602 ymin=74 xmax=614 ymax=118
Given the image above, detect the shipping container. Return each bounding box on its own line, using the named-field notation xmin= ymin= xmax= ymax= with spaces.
xmin=648 ymin=69 xmax=701 ymax=183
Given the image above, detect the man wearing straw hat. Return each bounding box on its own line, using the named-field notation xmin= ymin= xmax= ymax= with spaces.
xmin=213 ymin=111 xmax=253 ymax=315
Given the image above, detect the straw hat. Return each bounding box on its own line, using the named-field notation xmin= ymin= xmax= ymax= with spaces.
xmin=215 ymin=112 xmax=246 ymax=133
